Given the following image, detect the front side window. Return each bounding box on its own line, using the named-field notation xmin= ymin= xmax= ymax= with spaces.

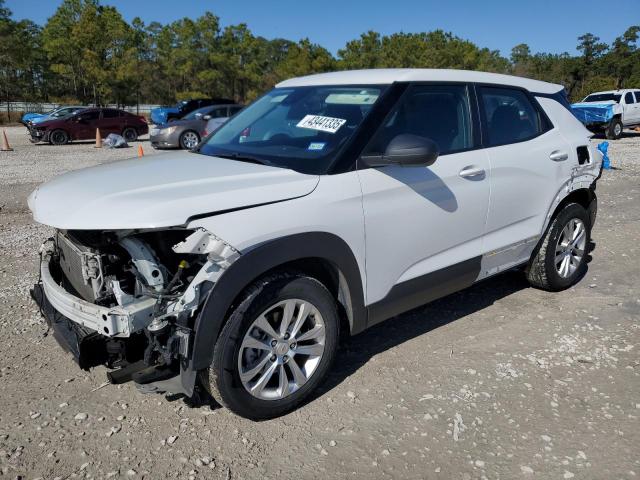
xmin=199 ymin=86 xmax=386 ymax=174
xmin=362 ymin=84 xmax=473 ymax=157
xmin=208 ymin=107 xmax=228 ymax=118
xmin=77 ymin=111 xmax=100 ymax=121
xmin=624 ymin=92 xmax=635 ymax=104
xmin=480 ymin=87 xmax=545 ymax=147
xmin=183 ymin=106 xmax=212 ymax=120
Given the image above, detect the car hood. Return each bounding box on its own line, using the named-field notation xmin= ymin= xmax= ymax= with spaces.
xmin=28 ymin=151 xmax=320 ymax=230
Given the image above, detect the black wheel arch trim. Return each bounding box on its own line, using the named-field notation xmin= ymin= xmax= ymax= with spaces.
xmin=187 ymin=232 xmax=367 ymax=373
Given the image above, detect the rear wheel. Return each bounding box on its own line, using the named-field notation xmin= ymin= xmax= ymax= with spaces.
xmin=606 ymin=117 xmax=623 ymax=140
xmin=49 ymin=129 xmax=68 ymax=145
xmin=526 ymin=203 xmax=590 ymax=291
xmin=122 ymin=127 xmax=138 ymax=142
xmin=202 ymin=273 xmax=340 ymax=420
xmin=179 ymin=130 xmax=200 ymax=150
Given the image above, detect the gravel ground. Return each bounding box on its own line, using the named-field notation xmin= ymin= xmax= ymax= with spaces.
xmin=0 ymin=125 xmax=639 ymax=479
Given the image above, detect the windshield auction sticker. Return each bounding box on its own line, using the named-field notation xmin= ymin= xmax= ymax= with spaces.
xmin=296 ymin=115 xmax=347 ymax=134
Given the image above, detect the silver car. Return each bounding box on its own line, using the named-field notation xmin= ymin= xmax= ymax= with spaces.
xmin=150 ymin=104 xmax=242 ymax=150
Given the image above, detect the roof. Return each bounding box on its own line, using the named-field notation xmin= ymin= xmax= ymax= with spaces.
xmin=276 ymin=68 xmax=564 ymax=94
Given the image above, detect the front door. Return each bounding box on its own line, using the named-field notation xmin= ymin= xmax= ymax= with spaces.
xmin=72 ymin=110 xmax=101 ymax=140
xmin=357 ymin=84 xmax=490 ymax=323
xmin=622 ymin=91 xmax=640 ymax=125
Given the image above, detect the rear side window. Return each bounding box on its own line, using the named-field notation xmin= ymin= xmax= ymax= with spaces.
xmin=363 ymin=84 xmax=473 ymax=156
xmin=102 ymin=109 xmax=119 ymax=118
xmin=625 ymin=92 xmax=636 ymax=104
xmin=635 ymin=92 xmax=640 ymax=103
xmin=480 ymin=86 xmax=547 ymax=147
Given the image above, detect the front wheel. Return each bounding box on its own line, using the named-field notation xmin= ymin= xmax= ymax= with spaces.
xmin=49 ymin=129 xmax=68 ymax=145
xmin=606 ymin=117 xmax=623 ymax=140
xmin=179 ymin=130 xmax=200 ymax=150
xmin=526 ymin=203 xmax=590 ymax=291
xmin=202 ymin=273 xmax=340 ymax=419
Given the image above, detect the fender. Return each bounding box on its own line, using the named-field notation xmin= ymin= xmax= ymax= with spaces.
xmin=540 ymin=178 xmax=597 ymax=237
xmin=186 ymin=232 xmax=366 ymax=373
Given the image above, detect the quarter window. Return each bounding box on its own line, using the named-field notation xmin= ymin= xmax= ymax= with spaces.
xmin=363 ymin=84 xmax=473 ymax=157
xmin=480 ymin=87 xmax=546 ymax=147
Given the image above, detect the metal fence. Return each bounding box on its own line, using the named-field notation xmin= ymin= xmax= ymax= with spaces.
xmin=0 ymin=102 xmax=162 ymax=115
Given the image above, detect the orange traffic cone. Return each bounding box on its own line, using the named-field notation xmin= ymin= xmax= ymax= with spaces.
xmin=94 ymin=128 xmax=102 ymax=148
xmin=1 ymin=129 xmax=13 ymax=151
xmin=137 ymin=145 xmax=144 ymax=157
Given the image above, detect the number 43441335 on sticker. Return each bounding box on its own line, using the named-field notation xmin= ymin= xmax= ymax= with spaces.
xmin=296 ymin=115 xmax=347 ymax=134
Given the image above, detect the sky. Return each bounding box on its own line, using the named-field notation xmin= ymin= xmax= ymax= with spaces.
xmin=6 ymin=0 xmax=640 ymax=57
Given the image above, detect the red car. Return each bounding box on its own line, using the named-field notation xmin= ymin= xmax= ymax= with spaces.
xmin=29 ymin=107 xmax=148 ymax=145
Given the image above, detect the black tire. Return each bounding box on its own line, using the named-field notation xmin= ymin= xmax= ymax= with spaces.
xmin=122 ymin=127 xmax=138 ymax=142
xmin=605 ymin=117 xmax=623 ymax=140
xmin=201 ymin=273 xmax=340 ymax=420
xmin=526 ymin=203 xmax=591 ymax=291
xmin=179 ymin=130 xmax=200 ymax=150
xmin=49 ymin=129 xmax=68 ymax=145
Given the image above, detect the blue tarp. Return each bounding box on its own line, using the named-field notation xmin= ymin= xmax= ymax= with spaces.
xmin=571 ymin=103 xmax=615 ymax=124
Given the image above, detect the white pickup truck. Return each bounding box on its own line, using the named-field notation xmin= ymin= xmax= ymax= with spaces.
xmin=572 ymin=89 xmax=640 ymax=139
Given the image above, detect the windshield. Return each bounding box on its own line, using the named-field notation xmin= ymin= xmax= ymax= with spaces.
xmin=198 ymin=85 xmax=386 ymax=174
xmin=583 ymin=93 xmax=621 ymax=103
xmin=183 ymin=106 xmax=211 ymax=120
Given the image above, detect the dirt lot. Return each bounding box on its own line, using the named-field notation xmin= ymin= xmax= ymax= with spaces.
xmin=0 ymin=125 xmax=638 ymax=479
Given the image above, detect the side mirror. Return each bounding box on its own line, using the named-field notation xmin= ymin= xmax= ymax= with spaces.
xmin=362 ymin=134 xmax=439 ymax=167
xmin=202 ymin=115 xmax=212 ymax=120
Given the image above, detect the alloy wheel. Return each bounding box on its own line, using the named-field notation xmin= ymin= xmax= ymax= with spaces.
xmin=554 ymin=218 xmax=586 ymax=278
xmin=182 ymin=131 xmax=199 ymax=149
xmin=238 ymin=299 xmax=326 ymax=400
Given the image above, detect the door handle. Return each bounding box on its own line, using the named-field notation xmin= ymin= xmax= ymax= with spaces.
xmin=549 ymin=150 xmax=569 ymax=162
xmin=459 ymin=166 xmax=485 ymax=179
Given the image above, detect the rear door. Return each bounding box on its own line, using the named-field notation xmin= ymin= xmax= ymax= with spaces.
xmin=98 ymin=109 xmax=124 ymax=135
xmin=478 ymin=86 xmax=573 ymax=274
xmin=357 ymin=83 xmax=490 ymax=320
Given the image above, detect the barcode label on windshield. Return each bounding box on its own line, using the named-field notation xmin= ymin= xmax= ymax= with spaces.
xmin=296 ymin=115 xmax=346 ymax=134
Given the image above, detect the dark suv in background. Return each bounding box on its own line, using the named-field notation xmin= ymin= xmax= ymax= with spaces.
xmin=29 ymin=108 xmax=149 ymax=145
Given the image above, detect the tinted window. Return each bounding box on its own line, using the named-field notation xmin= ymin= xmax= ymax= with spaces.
xmin=228 ymin=106 xmax=243 ymax=115
xmin=102 ymin=109 xmax=120 ymax=118
xmin=208 ymin=107 xmax=228 ymax=118
xmin=78 ymin=110 xmax=100 ymax=121
xmin=363 ymin=84 xmax=473 ymax=156
xmin=635 ymin=92 xmax=640 ymax=103
xmin=624 ymin=92 xmax=635 ymax=104
xmin=480 ymin=87 xmax=544 ymax=146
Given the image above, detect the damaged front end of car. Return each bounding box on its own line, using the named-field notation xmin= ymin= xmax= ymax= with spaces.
xmin=31 ymin=227 xmax=240 ymax=395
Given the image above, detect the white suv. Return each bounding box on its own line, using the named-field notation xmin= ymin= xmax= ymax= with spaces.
xmin=29 ymin=69 xmax=602 ymax=419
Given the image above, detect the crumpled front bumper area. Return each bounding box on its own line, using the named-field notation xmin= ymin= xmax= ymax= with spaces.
xmin=30 ymin=284 xmax=109 ymax=370
xmin=37 ymin=246 xmax=156 ymax=337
